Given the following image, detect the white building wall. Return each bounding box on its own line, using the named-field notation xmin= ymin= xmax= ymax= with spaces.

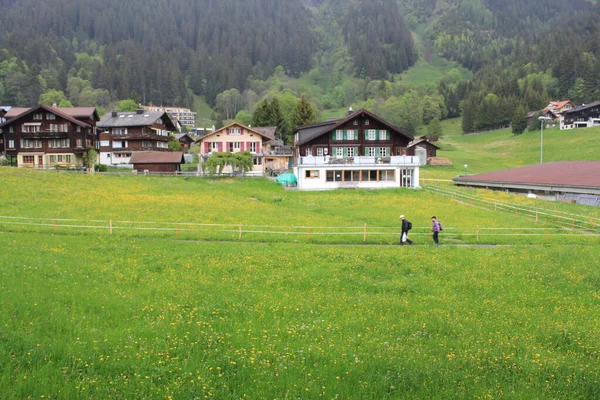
xmin=294 ymin=166 xmax=420 ymax=190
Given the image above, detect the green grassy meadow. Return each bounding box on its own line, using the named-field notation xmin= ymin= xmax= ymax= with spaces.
xmin=0 ymin=169 xmax=599 ymax=398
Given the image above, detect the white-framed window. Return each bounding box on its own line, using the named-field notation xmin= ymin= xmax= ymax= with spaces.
xmin=210 ymin=142 xmax=219 ymax=151
xmin=100 ymin=140 xmax=110 ymax=147
xmin=47 ymin=113 xmax=56 ymax=120
xmin=76 ymin=139 xmax=82 ymax=147
xmin=112 ymin=128 xmax=127 ymax=135
xmin=9 ymin=126 xmax=13 ymax=133
xmin=365 ymin=119 xmax=370 ymax=126
xmin=234 ymin=142 xmax=241 ymax=150
xmin=48 ymin=139 xmax=70 ymax=148
xmin=380 ymin=147 xmax=388 ymax=157
xmin=305 ymin=148 xmax=311 ymax=156
xmin=367 ymin=147 xmax=376 ymax=157
xmin=317 ymin=148 xmax=324 ymax=157
xmin=76 ymin=126 xmax=81 ymax=133
xmin=305 ymin=170 xmax=319 ymax=179
xmin=8 ymin=140 xmax=15 ymax=148
xmin=367 ymin=129 xmax=377 ymax=140
xmin=22 ymin=124 xmax=41 ymax=133
xmin=347 ymin=147 xmax=355 ymax=157
xmin=335 ymin=147 xmax=344 ymax=157
xmin=249 ymin=142 xmax=257 ymax=152
xmin=335 ymin=130 xmax=344 ymax=140
xmin=253 ymin=157 xmax=262 ymax=166
xmin=379 ymin=130 xmax=387 ymax=140
xmin=353 ymin=120 xmax=358 ymax=125
xmin=229 ymin=127 xmax=241 ymax=135
xmin=33 ymin=113 xmax=43 ymax=120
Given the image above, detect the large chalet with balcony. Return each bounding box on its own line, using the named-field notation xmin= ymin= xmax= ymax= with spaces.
xmin=196 ymin=122 xmax=273 ymax=175
xmin=560 ymin=102 xmax=600 ymax=130
xmin=0 ymin=105 xmax=99 ymax=168
xmin=97 ymin=109 xmax=177 ymax=167
xmin=293 ymin=108 xmax=421 ymax=190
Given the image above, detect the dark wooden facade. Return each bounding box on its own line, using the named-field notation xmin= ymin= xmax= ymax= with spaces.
xmin=130 ymin=151 xmax=184 ymax=173
xmin=295 ymin=109 xmax=413 ymax=164
xmin=0 ymin=105 xmax=97 ymax=167
xmin=408 ymin=139 xmax=439 ymax=159
xmin=562 ymin=102 xmax=600 ymax=127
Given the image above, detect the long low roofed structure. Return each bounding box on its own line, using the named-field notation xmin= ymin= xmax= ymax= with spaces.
xmin=453 ymin=161 xmax=600 ymax=198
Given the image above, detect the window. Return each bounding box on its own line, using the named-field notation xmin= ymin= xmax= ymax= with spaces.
xmin=48 ymin=139 xmax=70 ymax=148
xmin=367 ymin=130 xmax=376 ymax=140
xmin=249 ymin=142 xmax=257 ymax=152
xmin=8 ymin=140 xmax=15 ymax=148
xmin=22 ymin=124 xmax=41 ymax=133
xmin=76 ymin=139 xmax=82 ymax=148
xmin=229 ymin=142 xmax=235 ymax=152
xmin=47 ymin=113 xmax=56 ymax=120
xmin=305 ymin=170 xmax=319 ymax=179
xmin=253 ymin=157 xmax=262 ymax=166
xmin=100 ymin=140 xmax=110 ymax=147
xmin=112 ymin=128 xmax=127 ymax=135
xmin=33 ymin=113 xmax=43 ymax=120
xmin=228 ymin=128 xmax=241 ymax=135
xmin=20 ymin=139 xmax=42 ymax=148
xmin=76 ymin=126 xmax=81 ymax=133
xmin=9 ymin=126 xmax=13 ymax=133
xmin=347 ymin=147 xmax=355 ymax=157
xmin=381 ymin=170 xmax=395 ymax=181
xmin=23 ymin=155 xmax=35 ymax=164
xmin=210 ymin=142 xmax=219 ymax=151
xmin=335 ymin=147 xmax=344 ymax=157
xmin=335 ymin=130 xmax=344 ymax=140
xmin=317 ymin=148 xmax=324 ymax=157
xmin=367 ymin=147 xmax=376 ymax=157
xmin=353 ymin=120 xmax=358 ymax=125
xmin=365 ymin=119 xmax=370 ymax=126
xmin=379 ymin=130 xmax=387 ymax=140
xmin=380 ymin=147 xmax=388 ymax=157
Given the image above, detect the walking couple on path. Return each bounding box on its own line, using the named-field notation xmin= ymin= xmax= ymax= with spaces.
xmin=400 ymin=215 xmax=442 ymax=246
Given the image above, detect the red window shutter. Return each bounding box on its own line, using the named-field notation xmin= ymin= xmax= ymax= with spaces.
xmin=205 ymin=142 xmax=209 ymax=153
xmin=241 ymin=142 xmax=245 ymax=151
xmin=257 ymin=142 xmax=261 ymax=154
xmin=247 ymin=141 xmax=251 ymax=151
xmin=218 ymin=142 xmax=222 ymax=152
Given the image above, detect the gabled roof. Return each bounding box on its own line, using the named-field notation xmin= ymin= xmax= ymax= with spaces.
xmin=563 ymin=101 xmax=600 ymax=115
xmin=129 ymin=151 xmax=184 ymax=164
xmin=197 ymin=122 xmax=273 ymax=141
xmin=0 ymin=104 xmax=92 ymax=129
xmin=408 ymin=138 xmax=440 ymax=149
xmin=548 ymin=100 xmax=574 ymax=110
xmin=174 ymin=133 xmax=194 ymax=141
xmin=294 ymin=108 xmax=414 ymax=146
xmin=253 ymin=126 xmax=278 ymax=141
xmin=4 ymin=107 xmax=30 ymax=119
xmin=60 ymin=107 xmax=100 ymax=121
xmin=98 ymin=111 xmax=176 ymax=131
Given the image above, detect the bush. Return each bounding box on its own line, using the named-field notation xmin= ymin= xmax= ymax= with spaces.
xmin=95 ymin=164 xmax=108 ymax=172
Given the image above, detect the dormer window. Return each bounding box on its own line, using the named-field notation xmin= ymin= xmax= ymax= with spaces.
xmin=47 ymin=113 xmax=56 ymax=120
xmin=229 ymin=127 xmax=241 ymax=135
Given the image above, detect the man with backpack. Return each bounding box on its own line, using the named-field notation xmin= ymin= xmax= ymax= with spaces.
xmin=399 ymin=215 xmax=413 ymax=245
xmin=431 ymin=216 xmax=442 ymax=246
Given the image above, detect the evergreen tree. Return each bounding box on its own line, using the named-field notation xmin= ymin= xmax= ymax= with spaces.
xmin=511 ymin=103 xmax=528 ymax=135
xmin=292 ymin=95 xmax=316 ymax=128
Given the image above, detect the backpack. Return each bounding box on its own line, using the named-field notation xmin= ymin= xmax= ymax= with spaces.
xmin=407 ymin=221 xmax=412 ymax=230
xmin=439 ymin=222 xmax=443 ymax=231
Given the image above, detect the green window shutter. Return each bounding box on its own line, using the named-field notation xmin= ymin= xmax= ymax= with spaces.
xmin=343 ymin=130 xmax=347 ymax=140
xmin=387 ymin=131 xmax=390 ymax=140
xmin=365 ymin=130 xmax=369 ymax=140
xmin=355 ymin=147 xmax=359 ymax=156
xmin=387 ymin=147 xmax=391 ymax=156
xmin=375 ymin=148 xmax=381 ymax=157
xmin=332 ymin=131 xmax=336 ymax=141
xmin=354 ymin=130 xmax=358 ymax=140
xmin=343 ymin=147 xmax=348 ymax=157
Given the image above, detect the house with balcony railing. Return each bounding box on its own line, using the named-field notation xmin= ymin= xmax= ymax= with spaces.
xmin=293 ymin=108 xmax=421 ymax=190
xmin=560 ymin=101 xmax=600 ymax=130
xmin=97 ymin=109 xmax=177 ymax=166
xmin=0 ymin=105 xmax=98 ymax=168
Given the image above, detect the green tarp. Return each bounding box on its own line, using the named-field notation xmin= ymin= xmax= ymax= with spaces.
xmin=276 ymin=172 xmax=297 ymax=186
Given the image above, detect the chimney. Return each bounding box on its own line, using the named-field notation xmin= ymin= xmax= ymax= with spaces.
xmin=348 ymin=107 xmax=353 ymax=115
xmin=112 ymin=111 xmax=118 ymax=118
xmin=136 ymin=109 xmax=144 ymax=114
xmin=52 ymin=103 xmax=58 ymax=108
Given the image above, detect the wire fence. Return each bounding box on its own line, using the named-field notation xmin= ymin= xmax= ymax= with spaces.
xmin=423 ymin=185 xmax=600 ymax=233
xmin=0 ymin=214 xmax=597 ymax=246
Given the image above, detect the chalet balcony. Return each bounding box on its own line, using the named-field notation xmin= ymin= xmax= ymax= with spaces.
xmin=298 ymin=155 xmax=420 ymax=167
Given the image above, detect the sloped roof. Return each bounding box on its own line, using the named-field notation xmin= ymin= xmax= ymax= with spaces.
xmin=294 ymin=108 xmax=414 ymax=146
xmin=0 ymin=105 xmax=92 ymax=129
xmin=408 ymin=138 xmax=440 ymax=149
xmin=563 ymin=101 xmax=600 ymax=115
xmin=198 ymin=122 xmax=273 ymax=141
xmin=4 ymin=107 xmax=30 ymax=119
xmin=98 ymin=111 xmax=176 ymax=131
xmin=174 ymin=133 xmax=194 ymax=142
xmin=60 ymin=107 xmax=99 ymax=121
xmin=253 ymin=126 xmax=277 ymax=140
xmin=548 ymin=100 xmax=574 ymax=110
xmin=129 ymin=151 xmax=184 ymax=164
xmin=454 ymin=162 xmax=600 ymax=191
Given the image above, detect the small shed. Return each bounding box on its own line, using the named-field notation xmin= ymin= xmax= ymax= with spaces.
xmin=407 ymin=139 xmax=440 ymax=160
xmin=129 ymin=151 xmax=184 ymax=173
xmin=174 ymin=133 xmax=194 ymax=150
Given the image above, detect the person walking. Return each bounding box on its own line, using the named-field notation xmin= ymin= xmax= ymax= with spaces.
xmin=399 ymin=215 xmax=413 ymax=245
xmin=431 ymin=216 xmax=442 ymax=245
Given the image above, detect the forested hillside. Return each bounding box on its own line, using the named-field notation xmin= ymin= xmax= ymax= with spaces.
xmin=0 ymin=0 xmax=599 ymax=138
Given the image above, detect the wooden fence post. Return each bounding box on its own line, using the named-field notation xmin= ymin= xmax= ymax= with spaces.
xmin=239 ymin=224 xmax=242 ymax=240
xmin=308 ymin=227 xmax=311 ymax=242
xmin=572 ymin=219 xmax=575 ymax=230
xmin=476 ymin=225 xmax=479 ymax=242
xmin=109 ymin=219 xmax=113 ymax=235
xmin=363 ymin=223 xmax=367 ymax=242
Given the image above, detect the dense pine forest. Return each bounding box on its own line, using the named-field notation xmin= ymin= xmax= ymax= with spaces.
xmin=0 ymin=0 xmax=599 ymax=137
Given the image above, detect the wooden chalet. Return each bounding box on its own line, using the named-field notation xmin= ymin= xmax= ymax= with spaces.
xmin=253 ymin=126 xmax=293 ymax=174
xmin=174 ymin=133 xmax=194 ymax=150
xmin=97 ymin=109 xmax=177 ymax=167
xmin=0 ymin=105 xmax=98 ymax=168
xmin=293 ymin=108 xmax=421 ymax=190
xmin=408 ymin=138 xmax=440 ymax=162
xmin=560 ymin=102 xmax=600 ymax=130
xmin=130 ymin=151 xmax=184 ymax=173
